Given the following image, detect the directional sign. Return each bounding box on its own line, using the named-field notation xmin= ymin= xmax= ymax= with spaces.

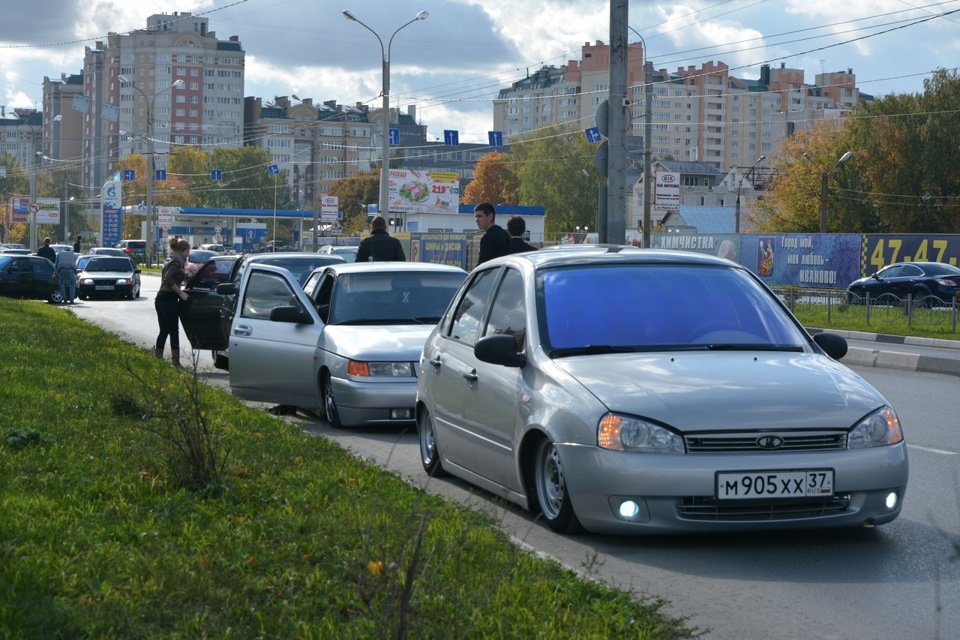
xmin=488 ymin=131 xmax=503 ymax=147
xmin=388 ymin=128 xmax=400 ymax=146
xmin=123 ymin=169 xmax=135 ymax=181
xmin=155 ymin=169 xmax=167 ymax=181
xmin=211 ymin=169 xmax=222 ymax=181
xmin=268 ymin=164 xmax=280 ymax=176
xmin=585 ymin=127 xmax=603 ymax=144
xmin=444 ymin=129 xmax=459 ymax=146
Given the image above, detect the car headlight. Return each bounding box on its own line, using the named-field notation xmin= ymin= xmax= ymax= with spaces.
xmin=80 ymin=278 xmax=93 ymax=285
xmin=347 ymin=361 xmax=414 ymax=377
xmin=116 ymin=278 xmax=131 ymax=285
xmin=598 ymin=413 xmax=684 ymax=453
xmin=848 ymin=406 xmax=903 ymax=448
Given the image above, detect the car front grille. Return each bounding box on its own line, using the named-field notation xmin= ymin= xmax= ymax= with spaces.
xmin=684 ymin=430 xmax=847 ymax=453
xmin=677 ymin=495 xmax=851 ymax=521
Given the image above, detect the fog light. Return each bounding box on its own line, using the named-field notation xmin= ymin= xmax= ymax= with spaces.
xmin=608 ymin=497 xmax=649 ymax=523
xmin=619 ymin=500 xmax=640 ymax=518
xmin=885 ymin=492 xmax=898 ymax=510
xmin=390 ymin=408 xmax=414 ymax=420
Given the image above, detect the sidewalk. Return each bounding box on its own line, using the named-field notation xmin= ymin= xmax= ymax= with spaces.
xmin=808 ymin=327 xmax=960 ymax=378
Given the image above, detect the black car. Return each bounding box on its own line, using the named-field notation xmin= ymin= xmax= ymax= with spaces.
xmin=77 ymin=256 xmax=142 ymax=300
xmin=847 ymin=261 xmax=960 ymax=305
xmin=180 ymin=252 xmax=346 ymax=369
xmin=114 ymin=239 xmax=147 ymax=265
xmin=0 ymin=255 xmax=61 ymax=303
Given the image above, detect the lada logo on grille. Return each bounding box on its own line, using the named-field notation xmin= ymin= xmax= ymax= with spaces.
xmin=756 ymin=435 xmax=785 ymax=450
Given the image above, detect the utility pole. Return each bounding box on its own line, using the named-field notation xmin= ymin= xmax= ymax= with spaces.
xmin=606 ymin=0 xmax=629 ymax=245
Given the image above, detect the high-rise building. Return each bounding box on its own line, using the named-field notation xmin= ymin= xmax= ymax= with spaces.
xmin=52 ymin=12 xmax=245 ymax=211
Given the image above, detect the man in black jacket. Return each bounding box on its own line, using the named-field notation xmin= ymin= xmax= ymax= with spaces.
xmin=506 ymin=216 xmax=537 ymax=254
xmin=37 ymin=237 xmax=56 ymax=262
xmin=356 ymin=216 xmax=406 ymax=262
xmin=474 ymin=202 xmax=510 ymax=265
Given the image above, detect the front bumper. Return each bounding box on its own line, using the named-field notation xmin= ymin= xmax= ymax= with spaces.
xmin=556 ymin=442 xmax=909 ymax=534
xmin=331 ymin=376 xmax=418 ymax=427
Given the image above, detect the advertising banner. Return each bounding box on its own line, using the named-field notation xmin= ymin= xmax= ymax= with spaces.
xmin=101 ymin=173 xmax=123 ymax=248
xmin=34 ymin=198 xmax=61 ymax=224
xmin=654 ymin=171 xmax=680 ymax=210
xmin=860 ymin=234 xmax=960 ymax=273
xmin=740 ymin=234 xmax=862 ymax=288
xmin=388 ymin=169 xmax=460 ymax=215
xmin=10 ymin=197 xmax=30 ymax=224
xmin=411 ymin=233 xmax=468 ymax=268
xmin=321 ymin=195 xmax=339 ymax=222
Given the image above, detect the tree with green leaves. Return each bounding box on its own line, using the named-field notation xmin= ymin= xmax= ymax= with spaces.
xmin=510 ymin=123 xmax=601 ymax=235
xmin=167 ymin=146 xmax=293 ymax=211
xmin=462 ymin=151 xmax=520 ymax=206
xmin=327 ymin=170 xmax=379 ymax=236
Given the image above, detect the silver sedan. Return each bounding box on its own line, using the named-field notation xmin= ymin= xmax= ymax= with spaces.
xmin=226 ymin=261 xmax=466 ymax=428
xmin=416 ymin=247 xmax=909 ymax=535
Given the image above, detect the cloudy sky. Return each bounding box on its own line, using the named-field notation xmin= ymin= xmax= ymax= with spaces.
xmin=2 ymin=0 xmax=958 ymax=143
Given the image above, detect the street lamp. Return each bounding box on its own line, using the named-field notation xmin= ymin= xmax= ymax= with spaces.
xmin=819 ymin=151 xmax=854 ymax=233
xmin=17 ymin=113 xmax=60 ymax=250
xmin=628 ymin=26 xmax=654 ymax=248
xmin=734 ymin=154 xmax=766 ymax=233
xmin=343 ymin=9 xmax=429 ymax=227
xmin=118 ymin=75 xmax=184 ymax=265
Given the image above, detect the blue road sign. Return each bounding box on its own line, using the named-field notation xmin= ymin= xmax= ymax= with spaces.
xmin=388 ymin=128 xmax=400 ymax=146
xmin=444 ymin=129 xmax=459 ymax=146
xmin=585 ymin=127 xmax=603 ymax=143
xmin=155 ymin=169 xmax=167 ymax=181
xmin=123 ymin=169 xmax=135 ymax=181
xmin=211 ymin=169 xmax=222 ymax=181
xmin=488 ymin=131 xmax=503 ymax=147
xmin=268 ymin=164 xmax=279 ymax=176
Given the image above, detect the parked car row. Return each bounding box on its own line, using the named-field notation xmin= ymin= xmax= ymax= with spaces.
xmin=177 ymin=247 xmax=908 ymax=537
xmin=0 ymin=252 xmax=141 ymax=304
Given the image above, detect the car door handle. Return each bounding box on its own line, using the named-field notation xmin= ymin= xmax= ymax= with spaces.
xmin=233 ymin=324 xmax=252 ymax=337
xmin=463 ymin=369 xmax=478 ymax=382
xmin=428 ymin=356 xmax=442 ymax=368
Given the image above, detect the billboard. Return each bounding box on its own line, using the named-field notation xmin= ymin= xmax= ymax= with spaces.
xmin=654 ymin=170 xmax=680 ymax=210
xmin=388 ymin=169 xmax=459 ymax=215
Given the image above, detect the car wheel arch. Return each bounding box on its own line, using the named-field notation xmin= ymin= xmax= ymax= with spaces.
xmin=519 ymin=428 xmax=551 ymax=512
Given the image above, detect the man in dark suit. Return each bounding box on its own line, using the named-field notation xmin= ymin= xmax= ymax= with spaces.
xmin=474 ymin=202 xmax=510 ymax=265
xmin=356 ymin=216 xmax=406 ymax=262
xmin=506 ymin=216 xmax=537 ymax=254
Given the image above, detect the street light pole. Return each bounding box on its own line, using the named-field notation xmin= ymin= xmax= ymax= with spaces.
xmin=343 ymin=10 xmax=429 ymax=224
xmin=628 ymin=26 xmax=654 ymax=248
xmin=735 ymin=154 xmax=765 ymax=233
xmin=818 ymin=151 xmax=854 ymax=233
xmin=118 ymin=76 xmax=183 ymax=265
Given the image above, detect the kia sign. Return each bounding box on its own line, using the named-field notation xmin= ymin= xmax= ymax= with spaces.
xmin=320 ymin=195 xmax=339 ymax=222
xmin=655 ymin=171 xmax=681 ymax=210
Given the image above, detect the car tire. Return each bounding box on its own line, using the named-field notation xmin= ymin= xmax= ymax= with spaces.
xmin=417 ymin=408 xmax=447 ymax=477
xmin=321 ymin=370 xmax=345 ymax=429
xmin=533 ymin=438 xmax=584 ymax=534
xmin=49 ymin=289 xmax=64 ymax=304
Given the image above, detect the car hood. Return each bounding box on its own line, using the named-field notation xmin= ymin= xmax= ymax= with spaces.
xmin=80 ymin=270 xmax=135 ymax=278
xmin=320 ymin=324 xmax=434 ymax=361
xmin=553 ymin=351 xmax=885 ymax=431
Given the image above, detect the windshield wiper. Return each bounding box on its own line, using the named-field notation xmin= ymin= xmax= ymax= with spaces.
xmin=703 ymin=343 xmax=804 ymax=352
xmin=549 ymin=345 xmax=640 ymax=357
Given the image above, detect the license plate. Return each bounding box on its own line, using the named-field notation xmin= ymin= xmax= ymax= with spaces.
xmin=95 ymin=285 xmax=114 ymax=291
xmin=716 ymin=470 xmax=834 ymax=500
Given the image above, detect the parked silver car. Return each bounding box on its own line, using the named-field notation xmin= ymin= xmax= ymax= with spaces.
xmin=223 ymin=261 xmax=467 ymax=427
xmin=416 ymin=247 xmax=909 ymax=535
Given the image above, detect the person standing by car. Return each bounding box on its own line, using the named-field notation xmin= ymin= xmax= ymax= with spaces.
xmin=73 ymin=235 xmax=82 ymax=253
xmin=474 ymin=202 xmax=510 ymax=265
xmin=154 ymin=238 xmax=191 ymax=367
xmin=37 ymin=237 xmax=56 ymax=262
xmin=55 ymin=248 xmax=78 ymax=304
xmin=356 ymin=216 xmax=406 ymax=262
xmin=506 ymin=216 xmax=537 ymax=254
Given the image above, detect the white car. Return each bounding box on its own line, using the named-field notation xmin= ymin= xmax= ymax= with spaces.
xmin=317 ymin=245 xmax=359 ymax=262
xmin=199 ymin=243 xmax=228 ymax=255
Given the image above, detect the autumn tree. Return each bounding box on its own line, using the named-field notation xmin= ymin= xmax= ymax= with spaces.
xmin=167 ymin=146 xmax=293 ymax=210
xmin=0 ymin=152 xmax=30 ymax=243
xmin=327 ymin=170 xmax=380 ymax=235
xmin=462 ymin=151 xmax=520 ymax=205
xmin=510 ymin=122 xmax=602 ymax=235
xmin=115 ymin=153 xmax=195 ymax=239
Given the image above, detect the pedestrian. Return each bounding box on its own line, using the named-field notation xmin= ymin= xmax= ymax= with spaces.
xmin=506 ymin=216 xmax=537 ymax=254
xmin=474 ymin=202 xmax=511 ymax=265
xmin=55 ymin=247 xmax=79 ymax=304
xmin=154 ymin=237 xmax=191 ymax=367
xmin=37 ymin=237 xmax=56 ymax=262
xmin=356 ymin=215 xmax=406 ymax=262
xmin=73 ymin=234 xmax=81 ymax=253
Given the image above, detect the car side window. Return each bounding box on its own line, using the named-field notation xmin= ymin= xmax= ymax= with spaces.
xmin=483 ymin=268 xmax=527 ymax=351
xmin=313 ymin=274 xmax=335 ymax=323
xmin=240 ymin=271 xmax=299 ymax=320
xmin=900 ymin=264 xmax=923 ymax=277
xmin=448 ymin=268 xmax=498 ymax=346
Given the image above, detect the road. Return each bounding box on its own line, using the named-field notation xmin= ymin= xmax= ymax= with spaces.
xmin=68 ymin=275 xmax=960 ymax=640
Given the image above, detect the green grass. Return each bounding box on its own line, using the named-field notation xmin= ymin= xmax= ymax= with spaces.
xmin=788 ymin=298 xmax=960 ymax=340
xmin=0 ymin=298 xmax=698 ymax=639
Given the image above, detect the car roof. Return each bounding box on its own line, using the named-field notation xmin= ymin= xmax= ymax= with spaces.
xmin=243 ymin=252 xmax=346 ymax=264
xmin=315 ymin=262 xmax=467 ymax=275
xmin=482 ymin=246 xmax=736 ymax=270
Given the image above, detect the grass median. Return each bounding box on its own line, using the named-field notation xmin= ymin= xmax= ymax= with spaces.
xmin=0 ymin=298 xmax=697 ymax=639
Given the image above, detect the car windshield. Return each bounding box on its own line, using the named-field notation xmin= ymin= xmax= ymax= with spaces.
xmin=329 ymin=271 xmax=465 ymax=324
xmin=188 ymin=251 xmax=217 ymax=264
xmin=256 ymin=256 xmax=344 ymax=285
xmin=85 ymin=258 xmax=132 ymax=272
xmin=540 ymin=263 xmax=808 ymax=355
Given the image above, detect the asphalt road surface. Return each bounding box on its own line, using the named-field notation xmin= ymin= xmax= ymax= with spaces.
xmin=67 ymin=274 xmax=960 ymax=640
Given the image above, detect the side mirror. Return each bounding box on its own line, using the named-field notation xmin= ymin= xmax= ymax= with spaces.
xmin=216 ymin=282 xmax=238 ymax=295
xmin=270 ymin=305 xmax=312 ymax=325
xmin=475 ymin=334 xmax=526 ymax=368
xmin=813 ymin=332 xmax=848 ymax=361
